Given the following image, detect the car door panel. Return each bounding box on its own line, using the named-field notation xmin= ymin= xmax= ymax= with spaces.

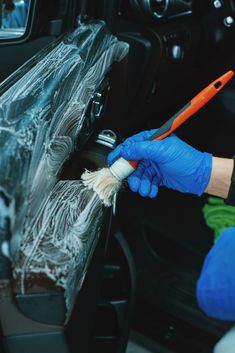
xmin=0 ymin=12 xmax=131 ymax=352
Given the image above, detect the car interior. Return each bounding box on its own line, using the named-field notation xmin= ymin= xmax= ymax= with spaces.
xmin=1 ymin=1 xmax=235 ymax=353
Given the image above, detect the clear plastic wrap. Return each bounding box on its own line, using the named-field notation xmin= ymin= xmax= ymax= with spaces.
xmin=0 ymin=20 xmax=129 ymax=315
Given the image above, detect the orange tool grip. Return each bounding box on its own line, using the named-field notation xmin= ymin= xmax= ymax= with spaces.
xmin=128 ymin=70 xmax=234 ymax=169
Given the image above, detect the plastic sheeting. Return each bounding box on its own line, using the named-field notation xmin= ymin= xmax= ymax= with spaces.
xmin=0 ymin=20 xmax=129 ymax=315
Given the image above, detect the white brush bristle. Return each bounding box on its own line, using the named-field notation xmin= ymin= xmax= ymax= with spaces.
xmin=81 ymin=167 xmax=122 ymax=207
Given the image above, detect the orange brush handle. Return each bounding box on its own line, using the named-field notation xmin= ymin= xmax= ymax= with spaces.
xmin=129 ymin=70 xmax=234 ymax=169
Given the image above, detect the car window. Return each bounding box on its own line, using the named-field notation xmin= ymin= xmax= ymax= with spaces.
xmin=0 ymin=0 xmax=30 ymax=39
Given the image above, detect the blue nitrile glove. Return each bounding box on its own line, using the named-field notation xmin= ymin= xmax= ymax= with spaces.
xmin=197 ymin=227 xmax=235 ymax=321
xmin=107 ymin=129 xmax=212 ymax=198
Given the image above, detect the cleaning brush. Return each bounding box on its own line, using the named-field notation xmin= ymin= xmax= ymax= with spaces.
xmin=82 ymin=70 xmax=234 ymax=206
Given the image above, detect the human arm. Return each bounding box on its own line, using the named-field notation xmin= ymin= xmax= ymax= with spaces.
xmin=109 ymin=132 xmax=235 ymax=320
xmin=197 ymin=227 xmax=235 ymax=321
xmin=205 ymin=157 xmax=234 ymax=199
xmin=108 ymin=130 xmax=233 ymax=200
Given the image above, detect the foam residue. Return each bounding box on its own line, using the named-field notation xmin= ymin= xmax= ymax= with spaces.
xmin=0 ymin=188 xmax=15 ymax=260
xmin=0 ymin=21 xmax=129 ymax=315
xmin=14 ymin=181 xmax=103 ymax=314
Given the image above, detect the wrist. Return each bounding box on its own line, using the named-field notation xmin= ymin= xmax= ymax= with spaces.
xmin=225 ymin=157 xmax=235 ymax=205
xmin=192 ymin=152 xmax=212 ymax=196
xmin=205 ymin=157 xmax=234 ymax=199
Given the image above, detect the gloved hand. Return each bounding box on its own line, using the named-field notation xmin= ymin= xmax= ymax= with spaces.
xmin=197 ymin=227 xmax=235 ymax=321
xmin=107 ymin=129 xmax=212 ymax=198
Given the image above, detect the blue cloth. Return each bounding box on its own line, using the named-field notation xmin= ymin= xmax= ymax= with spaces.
xmin=108 ymin=129 xmax=212 ymax=198
xmin=2 ymin=0 xmax=29 ymax=28
xmin=197 ymin=227 xmax=235 ymax=321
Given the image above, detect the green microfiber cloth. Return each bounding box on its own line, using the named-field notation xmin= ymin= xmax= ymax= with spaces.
xmin=203 ymin=197 xmax=235 ymax=242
